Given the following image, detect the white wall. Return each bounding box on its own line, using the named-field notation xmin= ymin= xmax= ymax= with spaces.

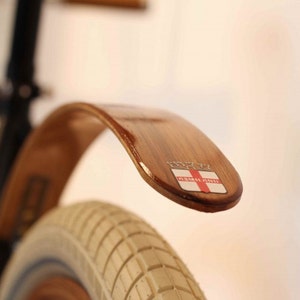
xmin=1 ymin=0 xmax=300 ymax=299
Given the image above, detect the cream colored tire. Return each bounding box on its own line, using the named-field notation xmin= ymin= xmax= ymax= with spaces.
xmin=0 ymin=201 xmax=206 ymax=300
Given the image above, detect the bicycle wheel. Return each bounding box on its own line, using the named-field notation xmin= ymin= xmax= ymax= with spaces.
xmin=0 ymin=201 xmax=206 ymax=300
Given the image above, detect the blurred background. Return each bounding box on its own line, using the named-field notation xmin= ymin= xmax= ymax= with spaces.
xmin=0 ymin=0 xmax=300 ymax=299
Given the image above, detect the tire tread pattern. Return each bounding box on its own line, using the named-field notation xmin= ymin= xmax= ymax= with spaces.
xmin=3 ymin=201 xmax=206 ymax=300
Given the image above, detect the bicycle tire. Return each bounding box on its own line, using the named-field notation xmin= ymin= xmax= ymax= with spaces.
xmin=0 ymin=201 xmax=206 ymax=300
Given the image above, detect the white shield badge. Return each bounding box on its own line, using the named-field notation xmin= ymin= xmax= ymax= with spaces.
xmin=171 ymin=169 xmax=227 ymax=194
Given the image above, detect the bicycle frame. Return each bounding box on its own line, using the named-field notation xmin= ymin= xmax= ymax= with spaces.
xmin=0 ymin=0 xmax=43 ymax=274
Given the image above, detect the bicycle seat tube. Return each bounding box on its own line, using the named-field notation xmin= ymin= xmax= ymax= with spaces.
xmin=0 ymin=0 xmax=44 ymax=275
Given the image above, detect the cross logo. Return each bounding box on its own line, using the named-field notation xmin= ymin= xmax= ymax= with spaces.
xmin=171 ymin=169 xmax=227 ymax=194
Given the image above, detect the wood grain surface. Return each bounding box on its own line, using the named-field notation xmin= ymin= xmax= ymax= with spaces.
xmin=0 ymin=103 xmax=242 ymax=242
xmin=27 ymin=276 xmax=90 ymax=300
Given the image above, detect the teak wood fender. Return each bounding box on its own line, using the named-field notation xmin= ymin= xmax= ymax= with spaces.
xmin=0 ymin=103 xmax=242 ymax=241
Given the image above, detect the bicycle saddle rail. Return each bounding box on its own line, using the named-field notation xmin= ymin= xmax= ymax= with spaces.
xmin=0 ymin=102 xmax=242 ymax=242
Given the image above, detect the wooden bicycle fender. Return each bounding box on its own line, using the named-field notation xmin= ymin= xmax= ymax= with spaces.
xmin=0 ymin=103 xmax=242 ymax=241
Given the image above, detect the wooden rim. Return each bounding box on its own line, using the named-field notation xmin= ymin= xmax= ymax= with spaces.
xmin=64 ymin=0 xmax=146 ymax=8
xmin=26 ymin=276 xmax=90 ymax=300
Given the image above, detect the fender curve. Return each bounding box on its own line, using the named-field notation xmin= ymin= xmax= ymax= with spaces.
xmin=0 ymin=103 xmax=243 ymax=241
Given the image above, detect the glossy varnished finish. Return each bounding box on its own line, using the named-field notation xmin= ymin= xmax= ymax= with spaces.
xmin=27 ymin=277 xmax=90 ymax=300
xmin=0 ymin=103 xmax=242 ymax=241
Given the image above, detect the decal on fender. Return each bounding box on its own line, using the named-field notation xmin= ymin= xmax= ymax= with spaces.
xmin=168 ymin=163 xmax=227 ymax=194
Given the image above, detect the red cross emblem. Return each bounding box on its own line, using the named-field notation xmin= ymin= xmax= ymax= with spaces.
xmin=171 ymin=169 xmax=227 ymax=194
